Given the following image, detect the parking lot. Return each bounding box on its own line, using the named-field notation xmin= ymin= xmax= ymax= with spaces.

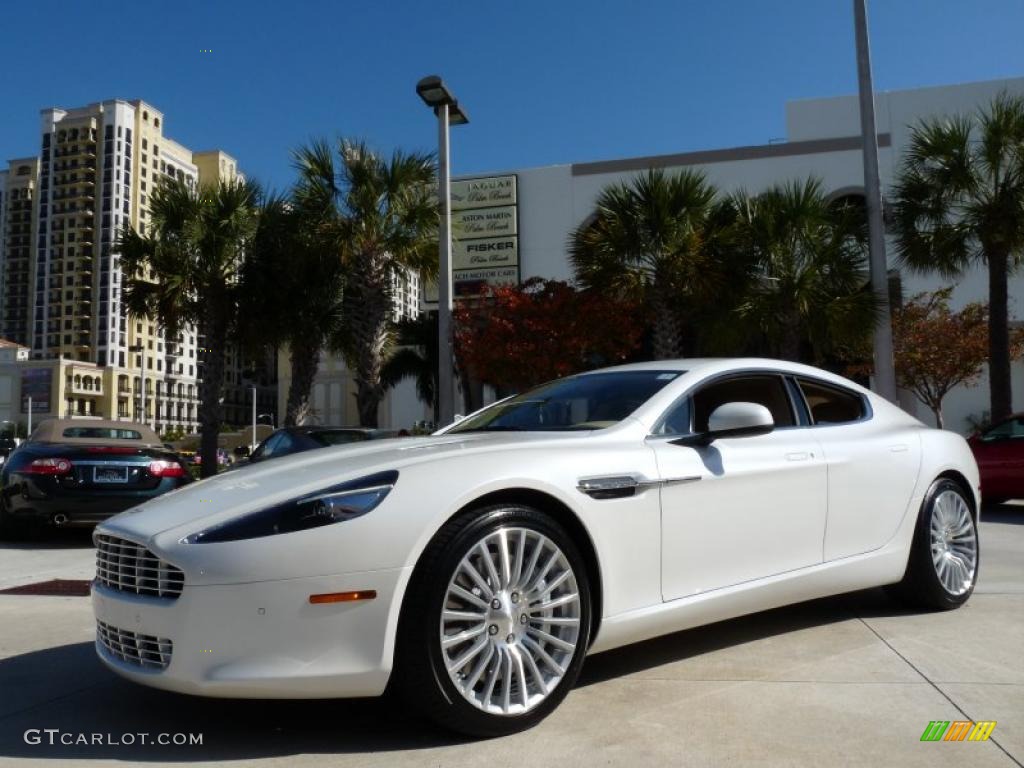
xmin=0 ymin=506 xmax=1020 ymax=767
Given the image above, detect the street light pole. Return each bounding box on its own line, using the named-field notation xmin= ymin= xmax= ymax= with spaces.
xmin=853 ymin=0 xmax=898 ymax=403
xmin=251 ymin=384 xmax=257 ymax=453
xmin=417 ymin=75 xmax=468 ymax=429
xmin=436 ymin=101 xmax=455 ymax=428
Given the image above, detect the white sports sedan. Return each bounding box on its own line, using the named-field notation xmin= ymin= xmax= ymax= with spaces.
xmin=91 ymin=358 xmax=980 ymax=736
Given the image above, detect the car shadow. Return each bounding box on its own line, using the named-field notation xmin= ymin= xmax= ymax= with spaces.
xmin=0 ymin=588 xmax=923 ymax=761
xmin=0 ymin=642 xmax=469 ymax=761
xmin=0 ymin=526 xmax=94 ymax=549
xmin=578 ymin=587 xmax=905 ymax=687
xmin=982 ymin=502 xmax=1024 ymax=525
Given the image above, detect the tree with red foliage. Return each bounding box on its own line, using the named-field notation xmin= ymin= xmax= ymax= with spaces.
xmin=868 ymin=289 xmax=1024 ymax=429
xmin=454 ymin=278 xmax=643 ymax=391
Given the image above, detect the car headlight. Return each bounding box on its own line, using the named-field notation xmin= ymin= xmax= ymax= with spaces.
xmin=184 ymin=470 xmax=398 ymax=543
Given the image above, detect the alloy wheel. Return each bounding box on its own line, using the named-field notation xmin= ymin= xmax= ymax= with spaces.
xmin=439 ymin=526 xmax=582 ymax=716
xmin=929 ymin=489 xmax=977 ymax=596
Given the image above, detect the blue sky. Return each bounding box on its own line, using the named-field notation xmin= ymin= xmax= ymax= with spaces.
xmin=3 ymin=0 xmax=1021 ymax=192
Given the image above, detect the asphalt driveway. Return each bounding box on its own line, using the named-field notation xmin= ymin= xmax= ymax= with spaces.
xmin=0 ymin=506 xmax=1021 ymax=767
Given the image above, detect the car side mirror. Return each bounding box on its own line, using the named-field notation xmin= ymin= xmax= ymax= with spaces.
xmin=671 ymin=402 xmax=775 ymax=447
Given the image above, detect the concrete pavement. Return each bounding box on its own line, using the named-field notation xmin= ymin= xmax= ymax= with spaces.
xmin=0 ymin=506 xmax=1021 ymax=767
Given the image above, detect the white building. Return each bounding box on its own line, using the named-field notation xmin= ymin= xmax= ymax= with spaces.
xmin=458 ymin=76 xmax=1024 ymax=433
xmin=297 ymin=76 xmax=1024 ymax=432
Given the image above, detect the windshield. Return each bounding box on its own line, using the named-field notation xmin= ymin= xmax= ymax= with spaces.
xmin=448 ymin=370 xmax=683 ymax=433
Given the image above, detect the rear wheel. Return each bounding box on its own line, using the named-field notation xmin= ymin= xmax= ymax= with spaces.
xmin=889 ymin=478 xmax=978 ymax=610
xmin=396 ymin=504 xmax=591 ymax=737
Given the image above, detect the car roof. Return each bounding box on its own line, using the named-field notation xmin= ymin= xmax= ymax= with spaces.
xmin=28 ymin=418 xmax=163 ymax=447
xmin=285 ymin=426 xmax=386 ymax=435
xmin=584 ymin=359 xmax=717 ymax=374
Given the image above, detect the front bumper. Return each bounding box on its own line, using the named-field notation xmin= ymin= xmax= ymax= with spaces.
xmin=91 ymin=565 xmax=412 ymax=698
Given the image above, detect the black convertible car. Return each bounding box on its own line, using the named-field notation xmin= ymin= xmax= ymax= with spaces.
xmin=244 ymin=425 xmax=399 ymax=465
xmin=0 ymin=419 xmax=192 ymax=535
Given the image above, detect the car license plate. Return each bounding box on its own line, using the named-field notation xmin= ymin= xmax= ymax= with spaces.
xmin=93 ymin=466 xmax=129 ymax=484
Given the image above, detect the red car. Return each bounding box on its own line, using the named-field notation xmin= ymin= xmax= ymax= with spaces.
xmin=968 ymin=413 xmax=1024 ymax=503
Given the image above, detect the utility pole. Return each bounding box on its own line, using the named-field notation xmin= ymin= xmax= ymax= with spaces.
xmin=251 ymin=384 xmax=257 ymax=453
xmin=854 ymin=0 xmax=898 ymax=403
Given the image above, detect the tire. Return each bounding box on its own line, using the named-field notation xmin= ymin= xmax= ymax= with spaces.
xmin=888 ymin=478 xmax=979 ymax=610
xmin=0 ymin=497 xmax=25 ymax=541
xmin=395 ymin=504 xmax=592 ymax=737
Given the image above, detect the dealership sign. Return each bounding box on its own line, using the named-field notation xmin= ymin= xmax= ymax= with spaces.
xmin=453 ymin=237 xmax=518 ymax=270
xmin=425 ymin=175 xmax=521 ymax=303
xmin=452 ymin=205 xmax=517 ymax=239
xmin=451 ymin=176 xmax=516 ymax=210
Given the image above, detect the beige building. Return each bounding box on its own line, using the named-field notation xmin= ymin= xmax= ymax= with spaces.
xmin=0 ymin=99 xmax=266 ymax=434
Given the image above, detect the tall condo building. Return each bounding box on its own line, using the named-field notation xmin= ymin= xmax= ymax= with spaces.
xmin=0 ymin=99 xmax=245 ymax=434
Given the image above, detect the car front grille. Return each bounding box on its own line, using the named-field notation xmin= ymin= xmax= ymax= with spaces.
xmin=94 ymin=534 xmax=185 ymax=599
xmin=96 ymin=620 xmax=172 ymax=670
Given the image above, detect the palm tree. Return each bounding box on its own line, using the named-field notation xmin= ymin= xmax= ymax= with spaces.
xmin=891 ymin=94 xmax=1024 ymax=422
xmin=295 ymin=140 xmax=437 ymax=427
xmin=570 ymin=169 xmax=726 ymax=359
xmin=381 ymin=313 xmax=439 ymax=419
xmin=730 ymin=178 xmax=876 ymax=363
xmin=118 ymin=178 xmax=258 ymax=477
xmin=241 ymin=177 xmax=346 ymax=427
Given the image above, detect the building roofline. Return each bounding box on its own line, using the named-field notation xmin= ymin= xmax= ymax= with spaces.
xmin=785 ymin=75 xmax=1024 ymax=107
xmin=570 ymin=133 xmax=891 ymax=177
xmin=192 ymin=149 xmax=238 ymax=163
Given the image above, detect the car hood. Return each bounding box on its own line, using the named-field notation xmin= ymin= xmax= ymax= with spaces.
xmin=100 ymin=431 xmax=594 ymax=542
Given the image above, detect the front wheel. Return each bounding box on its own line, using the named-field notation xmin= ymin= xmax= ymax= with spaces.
xmin=889 ymin=478 xmax=979 ymax=610
xmin=396 ymin=505 xmax=592 ymax=737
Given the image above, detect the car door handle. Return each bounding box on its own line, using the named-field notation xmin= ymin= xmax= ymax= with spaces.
xmin=786 ymin=451 xmax=810 ymax=462
xmin=889 ymin=444 xmax=908 ymax=453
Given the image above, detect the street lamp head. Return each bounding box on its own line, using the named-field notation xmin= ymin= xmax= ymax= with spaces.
xmin=416 ymin=75 xmax=470 ymax=125
xmin=448 ymin=102 xmax=469 ymax=125
xmin=416 ymin=75 xmax=452 ymax=107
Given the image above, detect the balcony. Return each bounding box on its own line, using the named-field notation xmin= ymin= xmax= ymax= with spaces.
xmin=66 ymin=379 xmax=103 ymax=396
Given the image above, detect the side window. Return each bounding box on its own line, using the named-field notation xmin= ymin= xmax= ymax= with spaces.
xmin=655 ymin=397 xmax=692 ymax=436
xmin=982 ymin=417 xmax=1024 ymax=441
xmin=256 ymin=432 xmax=284 ymax=458
xmin=796 ymin=379 xmax=866 ymax=425
xmin=273 ymin=431 xmax=296 ymax=455
xmin=692 ymin=375 xmax=795 ymax=432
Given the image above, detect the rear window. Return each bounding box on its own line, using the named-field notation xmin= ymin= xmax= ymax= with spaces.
xmin=796 ymin=379 xmax=866 ymax=425
xmin=62 ymin=427 xmax=142 ymax=440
